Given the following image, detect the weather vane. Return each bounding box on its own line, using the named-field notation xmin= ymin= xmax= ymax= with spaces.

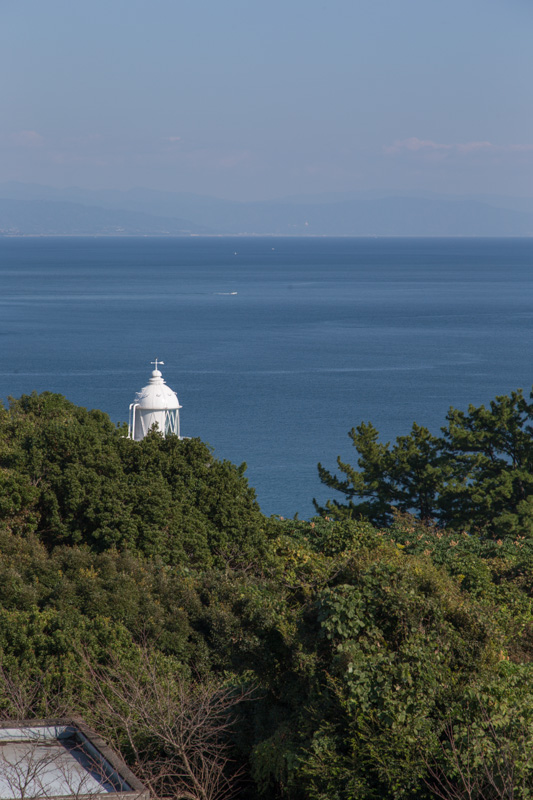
xmin=151 ymin=359 xmax=165 ymax=371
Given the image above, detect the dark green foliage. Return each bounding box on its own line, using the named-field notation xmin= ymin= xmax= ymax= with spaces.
xmin=1 ymin=391 xmax=533 ymax=799
xmin=0 ymin=391 xmax=266 ymax=566
xmin=0 ymin=512 xmax=532 ymax=799
xmin=441 ymin=389 xmax=533 ymax=538
xmin=317 ymin=387 xmax=533 ymax=539
xmin=237 ymin=528 xmax=505 ymax=800
xmin=317 ymin=421 xmax=446 ymax=526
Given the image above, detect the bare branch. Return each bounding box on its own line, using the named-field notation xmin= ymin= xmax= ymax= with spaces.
xmin=76 ymin=646 xmax=253 ymax=800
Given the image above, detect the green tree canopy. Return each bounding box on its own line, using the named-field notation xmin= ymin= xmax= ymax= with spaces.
xmin=316 ymin=387 xmax=533 ymax=539
xmin=316 ymin=421 xmax=447 ymax=526
xmin=0 ymin=391 xmax=267 ymax=566
xmin=1 ymin=392 xmax=533 ymax=799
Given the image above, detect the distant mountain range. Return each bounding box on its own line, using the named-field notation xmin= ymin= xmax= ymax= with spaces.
xmin=1 ymin=182 xmax=533 ymax=236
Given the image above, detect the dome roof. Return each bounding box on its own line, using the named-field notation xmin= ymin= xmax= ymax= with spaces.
xmin=133 ymin=367 xmax=182 ymax=410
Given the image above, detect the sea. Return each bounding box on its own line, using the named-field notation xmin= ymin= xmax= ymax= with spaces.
xmin=1 ymin=236 xmax=532 ymax=518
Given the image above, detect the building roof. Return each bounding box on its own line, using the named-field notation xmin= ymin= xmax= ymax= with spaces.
xmin=132 ymin=367 xmax=181 ymax=411
xmin=0 ymin=719 xmax=149 ymax=800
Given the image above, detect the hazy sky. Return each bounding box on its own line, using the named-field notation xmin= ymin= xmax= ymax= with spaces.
xmin=1 ymin=0 xmax=532 ymax=200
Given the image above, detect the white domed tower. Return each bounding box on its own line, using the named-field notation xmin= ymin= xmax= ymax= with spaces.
xmin=128 ymin=360 xmax=182 ymax=441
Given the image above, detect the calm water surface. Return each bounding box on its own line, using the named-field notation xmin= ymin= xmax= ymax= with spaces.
xmin=1 ymin=236 xmax=532 ymax=517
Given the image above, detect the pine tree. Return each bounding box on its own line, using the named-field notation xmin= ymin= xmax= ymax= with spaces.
xmin=315 ymin=421 xmax=446 ymax=526
xmin=316 ymin=387 xmax=533 ymax=538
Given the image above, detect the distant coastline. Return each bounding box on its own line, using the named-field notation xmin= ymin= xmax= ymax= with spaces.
xmin=1 ymin=183 xmax=533 ymax=237
xmin=2 ymin=233 xmax=533 ymax=239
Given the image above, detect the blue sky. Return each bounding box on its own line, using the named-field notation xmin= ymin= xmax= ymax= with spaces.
xmin=1 ymin=0 xmax=532 ymax=200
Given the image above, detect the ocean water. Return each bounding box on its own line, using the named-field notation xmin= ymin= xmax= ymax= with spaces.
xmin=1 ymin=236 xmax=532 ymax=518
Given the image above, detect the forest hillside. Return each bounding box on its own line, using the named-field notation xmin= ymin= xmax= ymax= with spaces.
xmin=1 ymin=391 xmax=533 ymax=800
